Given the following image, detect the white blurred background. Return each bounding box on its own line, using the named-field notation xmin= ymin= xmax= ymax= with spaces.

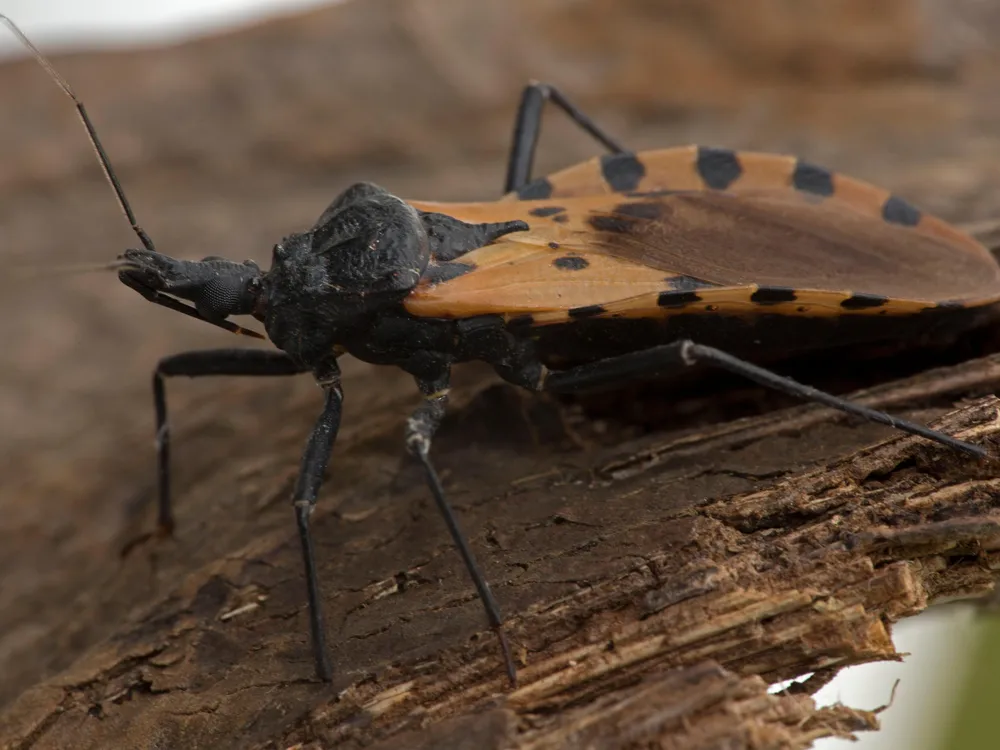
xmin=0 ymin=0 xmax=336 ymax=54
xmin=0 ymin=2 xmax=984 ymax=748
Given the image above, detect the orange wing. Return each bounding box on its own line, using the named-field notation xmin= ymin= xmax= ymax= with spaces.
xmin=404 ymin=147 xmax=1000 ymax=324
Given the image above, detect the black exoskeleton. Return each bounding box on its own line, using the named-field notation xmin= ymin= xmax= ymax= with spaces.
xmin=117 ymin=181 xmax=535 ymax=683
xmin=121 ymin=184 xmax=531 ymax=373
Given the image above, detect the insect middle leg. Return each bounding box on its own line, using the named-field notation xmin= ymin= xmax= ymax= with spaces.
xmin=405 ymin=374 xmax=517 ymax=685
xmin=529 ymin=340 xmax=986 ymax=457
xmin=504 ymin=82 xmax=627 ymax=193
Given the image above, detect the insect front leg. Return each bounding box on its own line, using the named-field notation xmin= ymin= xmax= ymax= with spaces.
xmin=504 ymin=82 xmax=627 ymax=194
xmin=143 ymin=349 xmax=308 ymax=540
xmin=405 ymin=373 xmax=517 ymax=686
xmin=290 ymin=361 xmax=345 ymax=682
xmin=537 ymin=340 xmax=986 ymax=458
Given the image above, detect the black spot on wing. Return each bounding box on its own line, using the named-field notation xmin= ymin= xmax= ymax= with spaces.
xmin=657 ymin=291 xmax=703 ymax=308
xmin=517 ymin=178 xmax=554 ymax=200
xmin=588 ymin=214 xmax=638 ymax=234
xmin=529 ymin=206 xmax=567 ymax=217
xmin=600 ymin=153 xmax=646 ymax=192
xmin=423 ymin=261 xmax=477 ymax=285
xmin=664 ymin=275 xmax=716 ymax=292
xmin=696 ymin=146 xmax=742 ymax=190
xmin=568 ymin=304 xmax=607 ymax=319
xmin=882 ymin=195 xmax=922 ymax=226
xmin=589 ymin=200 xmax=672 ymax=234
xmin=841 ymin=293 xmax=889 ymax=309
xmin=553 ymin=256 xmax=589 ymax=271
xmin=791 ymin=160 xmax=834 ymax=197
xmin=750 ymin=286 xmax=798 ymax=305
xmin=553 ymin=213 xmax=569 ymax=224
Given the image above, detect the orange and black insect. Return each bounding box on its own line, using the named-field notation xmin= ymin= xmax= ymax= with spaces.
xmin=7 ymin=15 xmax=995 ymax=686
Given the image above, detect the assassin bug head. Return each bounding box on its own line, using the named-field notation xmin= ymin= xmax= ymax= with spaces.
xmin=118 ymin=182 xmax=430 ymax=363
xmin=118 ymin=250 xmax=264 ymax=322
xmin=258 ymin=183 xmax=430 ymax=364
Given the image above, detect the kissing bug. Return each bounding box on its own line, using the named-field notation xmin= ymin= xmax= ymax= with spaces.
xmin=6 ymin=15 xmax=995 ymax=686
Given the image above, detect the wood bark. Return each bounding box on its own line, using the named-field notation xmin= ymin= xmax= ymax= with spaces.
xmin=4 ymin=360 xmax=1000 ymax=749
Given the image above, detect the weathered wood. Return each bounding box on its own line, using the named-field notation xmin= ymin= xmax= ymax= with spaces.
xmin=2 ymin=353 xmax=999 ymax=749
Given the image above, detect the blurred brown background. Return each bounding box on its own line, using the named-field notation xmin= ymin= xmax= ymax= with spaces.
xmin=2 ymin=0 xmax=1000 ymax=746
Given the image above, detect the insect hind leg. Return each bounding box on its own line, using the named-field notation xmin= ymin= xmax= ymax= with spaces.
xmin=539 ymin=340 xmax=987 ymax=458
xmin=504 ymin=82 xmax=627 ymax=194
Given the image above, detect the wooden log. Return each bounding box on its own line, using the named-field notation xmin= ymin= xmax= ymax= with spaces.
xmin=2 ymin=355 xmax=999 ymax=748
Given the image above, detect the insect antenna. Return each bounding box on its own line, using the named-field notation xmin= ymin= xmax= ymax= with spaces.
xmin=3 ymin=15 xmax=265 ymax=340
xmin=1 ymin=14 xmax=154 ymax=254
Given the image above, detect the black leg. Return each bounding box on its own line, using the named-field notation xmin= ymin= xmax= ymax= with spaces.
xmin=138 ymin=347 xmax=343 ymax=681
xmin=540 ymin=340 xmax=987 ymax=458
xmin=504 ymin=82 xmax=627 ymax=193
xmin=405 ymin=375 xmax=517 ymax=686
xmin=151 ymin=349 xmax=307 ymax=535
xmin=291 ymin=363 xmax=344 ymax=682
